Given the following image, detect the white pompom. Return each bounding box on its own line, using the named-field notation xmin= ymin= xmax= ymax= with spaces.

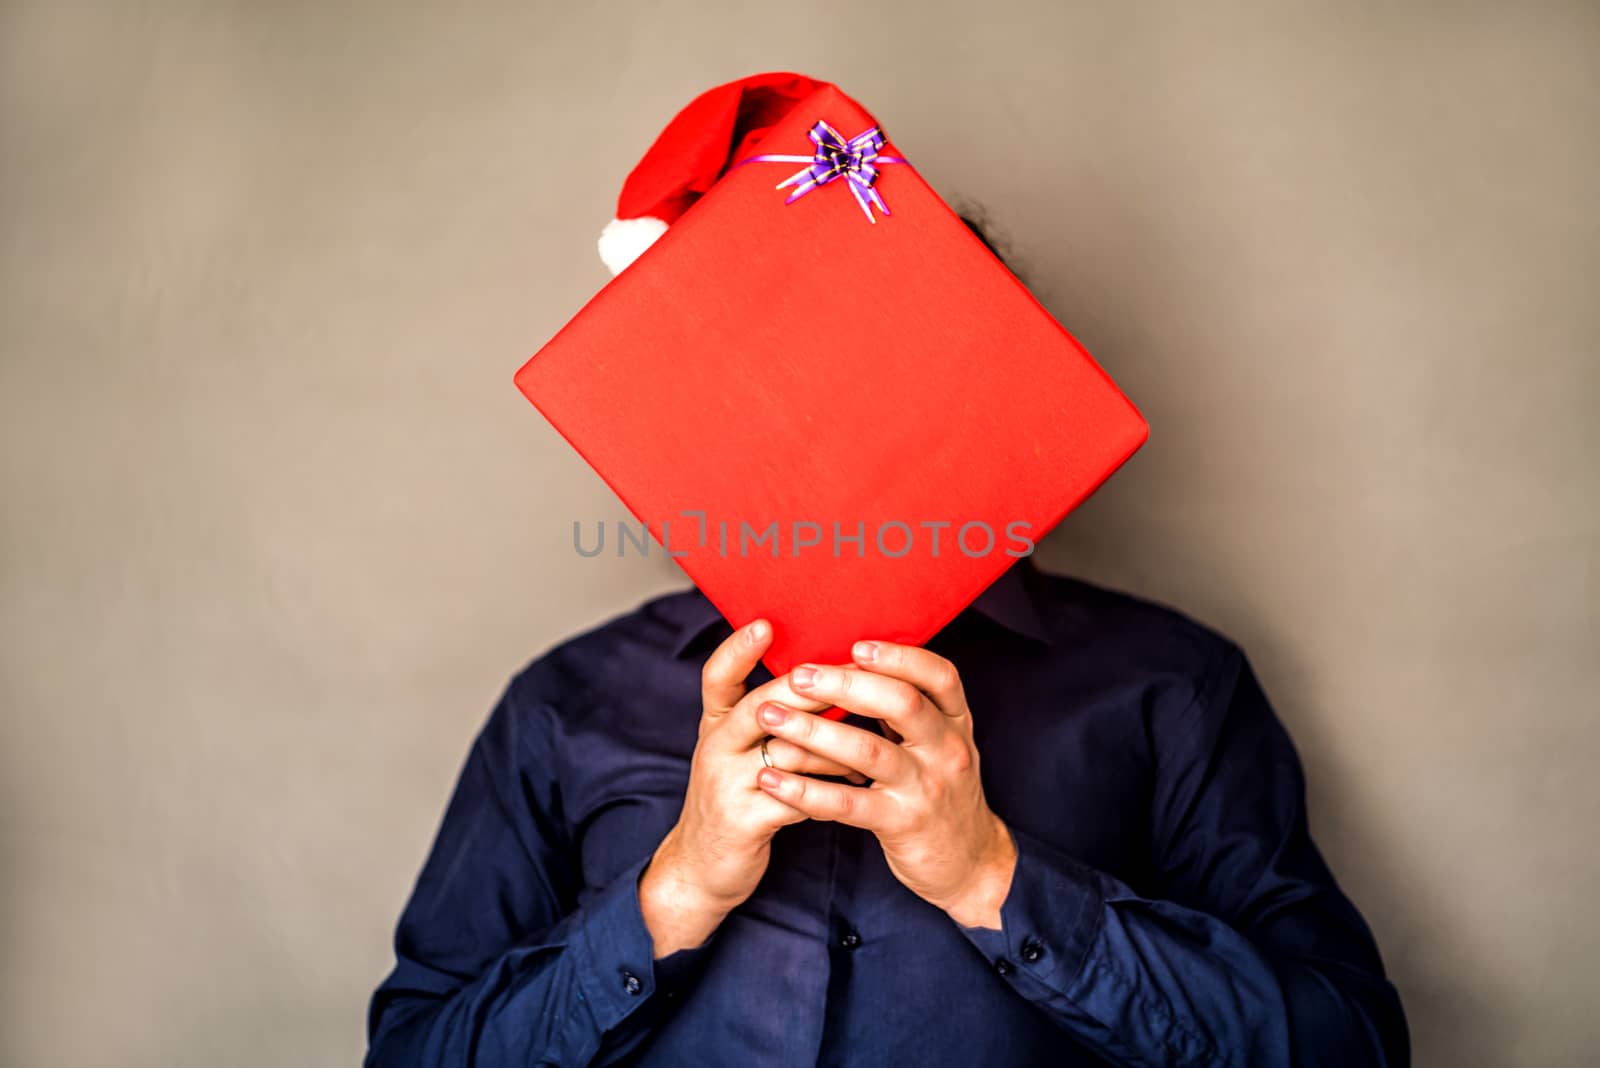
xmin=597 ymin=216 xmax=669 ymax=276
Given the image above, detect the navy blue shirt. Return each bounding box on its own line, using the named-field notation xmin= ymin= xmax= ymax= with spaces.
xmin=366 ymin=562 xmax=1407 ymax=1066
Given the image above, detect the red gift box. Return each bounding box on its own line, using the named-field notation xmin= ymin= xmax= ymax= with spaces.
xmin=516 ymin=76 xmax=1146 ymax=710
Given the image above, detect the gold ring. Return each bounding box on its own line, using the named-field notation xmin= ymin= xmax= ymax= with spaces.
xmin=759 ymin=737 xmax=776 ymax=769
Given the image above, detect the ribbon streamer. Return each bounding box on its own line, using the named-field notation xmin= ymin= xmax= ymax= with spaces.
xmin=737 ymin=120 xmax=907 ymax=223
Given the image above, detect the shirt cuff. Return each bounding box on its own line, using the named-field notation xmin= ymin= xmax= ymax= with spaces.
xmin=569 ymin=852 xmax=718 ymax=1036
xmin=954 ymin=823 xmax=1103 ymax=993
xmin=655 ymin=934 xmax=718 ymax=993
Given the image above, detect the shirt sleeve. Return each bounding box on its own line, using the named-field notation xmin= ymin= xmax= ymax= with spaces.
xmin=956 ymin=643 xmax=1409 ymax=1067
xmin=365 ymin=673 xmax=716 ymax=1067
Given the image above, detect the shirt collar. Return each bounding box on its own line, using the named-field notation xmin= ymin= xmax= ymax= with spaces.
xmin=669 ymin=558 xmax=1051 ymax=659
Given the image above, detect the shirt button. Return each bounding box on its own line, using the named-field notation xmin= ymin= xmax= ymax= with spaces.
xmin=839 ymin=929 xmax=862 ymax=950
xmin=622 ymin=971 xmax=643 ymax=996
xmin=994 ymin=957 xmax=1014 ymax=976
xmin=1021 ymin=939 xmax=1045 ymax=963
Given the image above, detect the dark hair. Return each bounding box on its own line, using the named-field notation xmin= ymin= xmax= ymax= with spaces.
xmin=957 ymin=209 xmax=1020 ymax=280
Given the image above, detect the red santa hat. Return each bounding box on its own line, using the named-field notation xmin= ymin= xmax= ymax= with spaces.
xmin=597 ymin=72 xmax=831 ymax=276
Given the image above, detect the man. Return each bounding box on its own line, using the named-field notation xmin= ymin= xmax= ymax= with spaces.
xmin=368 ymin=70 xmax=1407 ymax=1066
xmin=364 ymin=557 xmax=1408 ymax=1065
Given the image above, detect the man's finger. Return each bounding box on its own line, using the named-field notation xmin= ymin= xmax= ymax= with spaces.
xmin=748 ymin=788 xmax=810 ymax=831
xmin=756 ymin=702 xmax=912 ymax=783
xmin=851 ymin=641 xmax=967 ymax=716
xmin=755 ymin=767 xmax=891 ymax=830
xmin=713 ymin=672 xmax=831 ymax=750
xmin=759 ymin=736 xmax=870 ymax=784
xmin=700 ymin=619 xmax=771 ymax=718
xmin=789 ymin=663 xmax=941 ymax=746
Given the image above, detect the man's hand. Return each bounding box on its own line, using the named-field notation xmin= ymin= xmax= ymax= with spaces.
xmin=751 ymin=641 xmax=1018 ymax=930
xmin=639 ymin=620 xmax=863 ymax=958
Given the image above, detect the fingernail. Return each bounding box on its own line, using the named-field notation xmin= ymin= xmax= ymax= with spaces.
xmin=747 ymin=620 xmax=769 ymax=644
xmin=792 ymin=665 xmax=817 ymax=690
xmin=853 ymin=641 xmax=878 ymax=663
xmin=758 ymin=769 xmax=780 ymax=790
xmin=759 ymin=703 xmax=788 ymax=727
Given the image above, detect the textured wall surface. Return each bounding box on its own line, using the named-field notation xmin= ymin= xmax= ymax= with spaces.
xmin=1 ymin=3 xmax=1595 ymax=1065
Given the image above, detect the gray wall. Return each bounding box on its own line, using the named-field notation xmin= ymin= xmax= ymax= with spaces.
xmin=1 ymin=3 xmax=1594 ymax=1066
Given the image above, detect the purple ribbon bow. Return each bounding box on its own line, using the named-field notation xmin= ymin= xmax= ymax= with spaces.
xmin=738 ymin=120 xmax=908 ymax=223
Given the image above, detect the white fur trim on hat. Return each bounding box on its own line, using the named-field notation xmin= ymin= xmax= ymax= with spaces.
xmin=598 ymin=216 xmax=669 ymax=277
